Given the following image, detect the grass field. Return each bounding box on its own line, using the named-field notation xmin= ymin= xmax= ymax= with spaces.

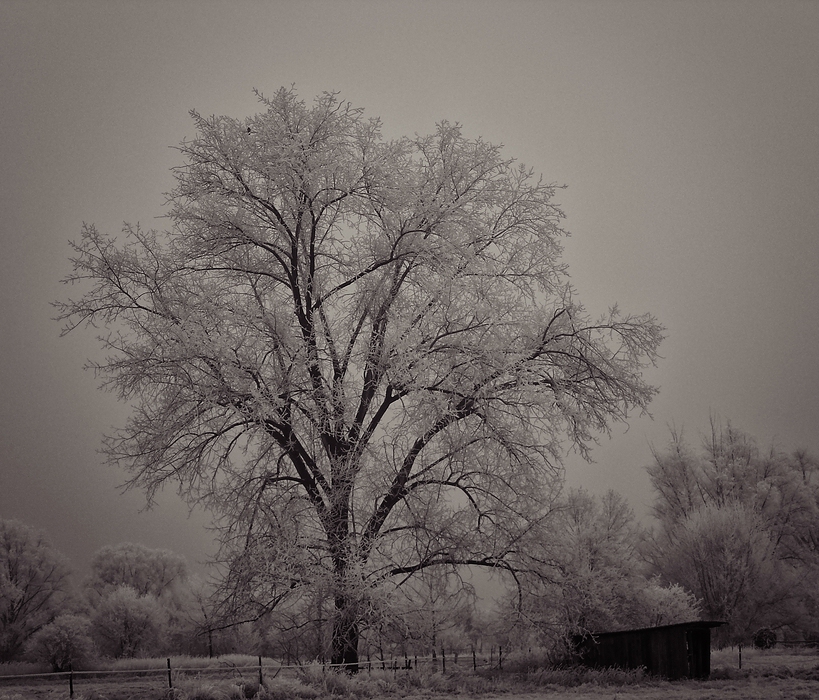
xmin=1 ymin=647 xmax=817 ymax=699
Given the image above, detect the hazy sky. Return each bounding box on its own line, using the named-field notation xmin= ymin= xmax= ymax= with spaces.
xmin=1 ymin=0 xmax=817 ymax=579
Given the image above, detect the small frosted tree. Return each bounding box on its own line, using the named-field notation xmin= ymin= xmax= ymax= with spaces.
xmin=57 ymin=88 xmax=663 ymax=669
xmin=639 ymin=578 xmax=701 ymax=628
xmin=0 ymin=519 xmax=72 ymax=662
xmin=26 ymin=614 xmax=96 ymax=671
xmin=91 ymin=586 xmax=164 ymax=658
xmin=550 ymin=489 xmax=645 ymax=634
xmin=84 ymin=543 xmax=195 ymax=656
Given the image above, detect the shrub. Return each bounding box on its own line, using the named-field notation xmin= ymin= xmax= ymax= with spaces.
xmin=25 ymin=614 xmax=96 ymax=671
xmin=753 ymin=627 xmax=777 ymax=649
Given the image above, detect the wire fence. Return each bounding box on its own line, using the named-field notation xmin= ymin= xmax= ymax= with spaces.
xmin=0 ymin=648 xmax=506 ymax=697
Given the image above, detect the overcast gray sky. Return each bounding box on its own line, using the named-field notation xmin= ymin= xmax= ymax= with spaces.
xmin=1 ymin=0 xmax=817 ymax=578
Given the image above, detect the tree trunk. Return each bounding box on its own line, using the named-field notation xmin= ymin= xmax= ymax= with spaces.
xmin=331 ymin=592 xmax=360 ymax=673
xmin=327 ymin=475 xmax=359 ymax=672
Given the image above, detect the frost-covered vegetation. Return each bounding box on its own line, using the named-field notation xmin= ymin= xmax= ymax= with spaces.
xmin=3 ymin=89 xmax=816 ymax=678
xmin=3 ymin=649 xmax=819 ymax=700
xmin=3 ymin=423 xmax=817 ymax=673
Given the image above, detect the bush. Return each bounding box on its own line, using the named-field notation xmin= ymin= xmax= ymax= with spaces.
xmin=25 ymin=614 xmax=96 ymax=671
xmin=753 ymin=627 xmax=777 ymax=649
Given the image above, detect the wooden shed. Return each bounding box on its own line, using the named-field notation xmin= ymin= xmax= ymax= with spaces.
xmin=573 ymin=620 xmax=725 ymax=680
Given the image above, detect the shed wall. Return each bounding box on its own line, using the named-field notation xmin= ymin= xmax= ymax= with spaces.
xmin=575 ymin=622 xmax=718 ymax=680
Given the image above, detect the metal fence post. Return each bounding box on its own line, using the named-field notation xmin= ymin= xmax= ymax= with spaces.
xmin=69 ymin=664 xmax=74 ymax=698
xmin=167 ymin=658 xmax=173 ymax=689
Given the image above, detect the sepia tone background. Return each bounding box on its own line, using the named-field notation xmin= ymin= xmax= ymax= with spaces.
xmin=1 ymin=0 xmax=817 ymax=579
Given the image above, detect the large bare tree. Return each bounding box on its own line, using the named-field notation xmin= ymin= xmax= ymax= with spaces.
xmin=57 ymin=88 xmax=663 ymax=669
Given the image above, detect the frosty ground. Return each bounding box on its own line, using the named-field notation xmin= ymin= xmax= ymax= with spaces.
xmin=1 ymin=647 xmax=817 ymax=700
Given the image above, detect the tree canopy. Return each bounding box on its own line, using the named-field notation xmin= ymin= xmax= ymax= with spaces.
xmin=86 ymin=542 xmax=188 ymax=601
xmin=57 ymin=88 xmax=663 ymax=668
xmin=0 ymin=519 xmax=72 ymax=661
xmin=505 ymin=488 xmax=699 ymax=651
xmin=25 ymin=614 xmax=96 ymax=671
xmin=645 ymin=420 xmax=819 ymax=644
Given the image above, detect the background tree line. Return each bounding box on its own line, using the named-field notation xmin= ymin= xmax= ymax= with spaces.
xmin=3 ymin=419 xmax=816 ymax=669
xmin=643 ymin=419 xmax=819 ymax=646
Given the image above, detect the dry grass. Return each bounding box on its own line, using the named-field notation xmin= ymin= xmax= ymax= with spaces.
xmin=1 ymin=647 xmax=817 ymax=700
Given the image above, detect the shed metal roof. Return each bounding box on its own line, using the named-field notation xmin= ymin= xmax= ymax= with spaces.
xmin=584 ymin=620 xmax=725 ymax=638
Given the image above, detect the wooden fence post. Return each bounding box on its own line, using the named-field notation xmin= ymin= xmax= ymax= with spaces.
xmin=499 ymin=646 xmax=503 ymax=670
xmin=472 ymin=645 xmax=477 ymax=671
